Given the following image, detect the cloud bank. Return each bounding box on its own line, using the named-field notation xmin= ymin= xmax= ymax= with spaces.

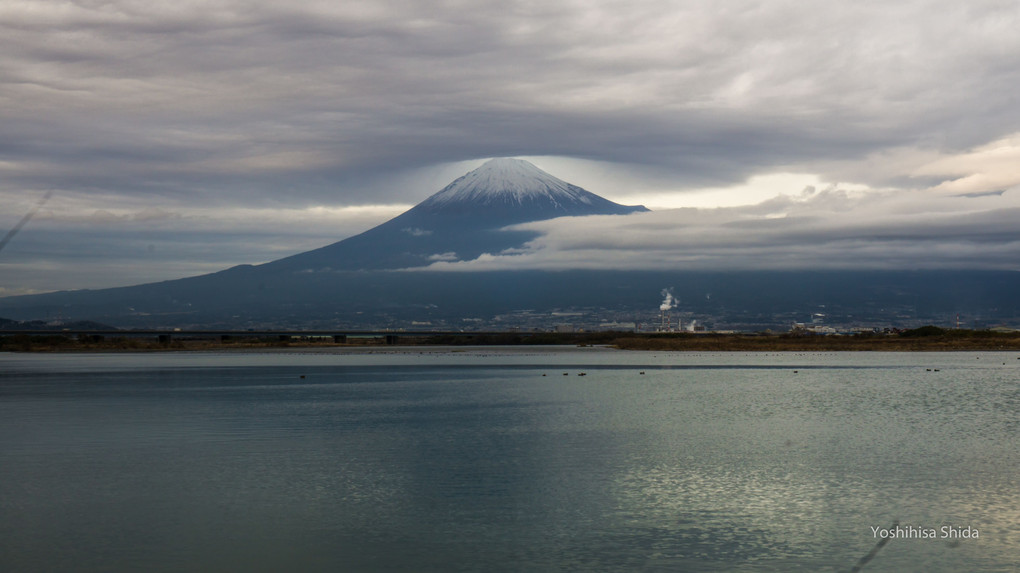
xmin=421 ymin=182 xmax=1020 ymax=272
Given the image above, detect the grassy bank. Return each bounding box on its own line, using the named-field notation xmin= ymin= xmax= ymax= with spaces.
xmin=3 ymin=327 xmax=1020 ymax=352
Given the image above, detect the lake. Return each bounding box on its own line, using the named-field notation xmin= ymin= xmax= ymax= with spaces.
xmin=2 ymin=347 xmax=1018 ymax=572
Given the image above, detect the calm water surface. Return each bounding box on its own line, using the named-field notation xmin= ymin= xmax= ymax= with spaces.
xmin=2 ymin=347 xmax=1018 ymax=572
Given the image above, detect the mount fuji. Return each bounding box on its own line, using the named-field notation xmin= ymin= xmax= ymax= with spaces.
xmin=263 ymin=157 xmax=647 ymax=272
xmin=0 ymin=158 xmax=651 ymax=327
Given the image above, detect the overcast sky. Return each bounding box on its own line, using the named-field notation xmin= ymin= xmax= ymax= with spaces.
xmin=2 ymin=0 xmax=1019 ymax=295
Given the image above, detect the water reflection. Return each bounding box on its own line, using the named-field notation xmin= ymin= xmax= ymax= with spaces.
xmin=1 ymin=350 xmax=1018 ymax=571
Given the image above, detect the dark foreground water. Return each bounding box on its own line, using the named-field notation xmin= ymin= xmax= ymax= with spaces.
xmin=2 ymin=348 xmax=1018 ymax=572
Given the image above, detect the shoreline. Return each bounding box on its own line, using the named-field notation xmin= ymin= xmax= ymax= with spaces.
xmin=4 ymin=329 xmax=1020 ymax=353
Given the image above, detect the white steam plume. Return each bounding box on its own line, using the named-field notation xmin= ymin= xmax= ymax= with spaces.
xmin=659 ymin=288 xmax=678 ymax=311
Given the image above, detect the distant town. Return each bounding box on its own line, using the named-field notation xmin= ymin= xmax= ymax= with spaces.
xmin=200 ymin=297 xmax=1016 ymax=336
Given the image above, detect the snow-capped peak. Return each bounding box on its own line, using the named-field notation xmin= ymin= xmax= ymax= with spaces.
xmin=419 ymin=158 xmax=595 ymax=209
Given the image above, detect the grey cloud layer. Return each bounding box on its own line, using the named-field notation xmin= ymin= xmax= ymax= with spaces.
xmin=3 ymin=1 xmax=1020 ymax=293
xmin=4 ymin=0 xmax=1019 ymax=204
